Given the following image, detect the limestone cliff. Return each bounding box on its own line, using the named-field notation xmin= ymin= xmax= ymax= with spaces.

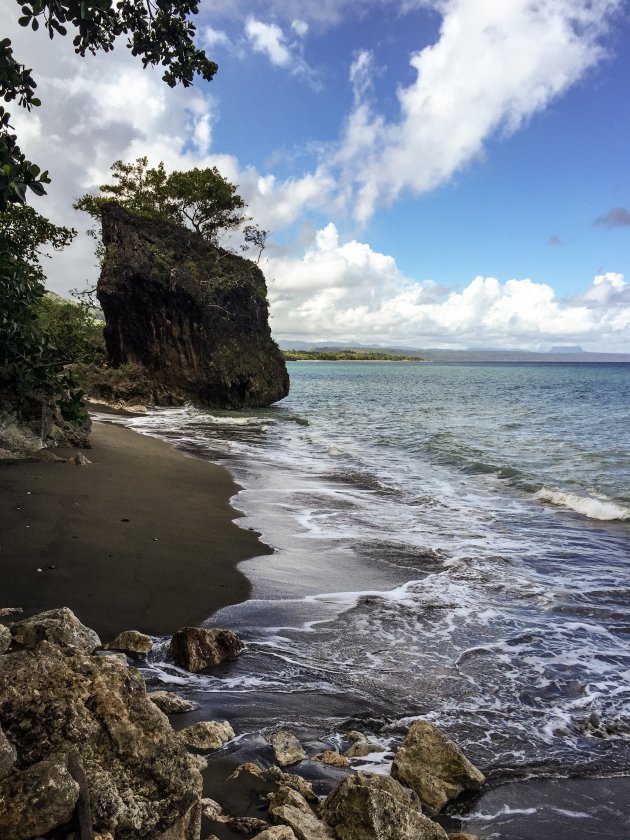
xmin=97 ymin=203 xmax=289 ymax=409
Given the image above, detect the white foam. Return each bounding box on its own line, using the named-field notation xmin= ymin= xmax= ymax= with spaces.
xmin=536 ymin=487 xmax=630 ymax=521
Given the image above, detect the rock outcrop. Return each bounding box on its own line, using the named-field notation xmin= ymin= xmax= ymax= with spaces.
xmin=321 ymin=772 xmax=448 ymax=840
xmin=0 ymin=608 xmax=203 ymax=839
xmin=97 ymin=203 xmax=289 ymax=409
xmin=0 ymin=396 xmax=90 ymax=460
xmin=391 ymin=721 xmax=485 ymax=812
xmin=168 ymin=626 xmax=244 ymax=672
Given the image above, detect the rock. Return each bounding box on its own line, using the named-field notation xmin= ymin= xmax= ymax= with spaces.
xmin=0 ymin=625 xmax=11 ymax=654
xmin=311 ymin=750 xmax=350 ymax=767
xmin=448 ymin=834 xmax=478 ymax=840
xmin=268 ymin=731 xmax=306 ymax=767
xmin=321 ymin=771 xmax=448 ymax=840
xmin=0 ymin=609 xmax=22 ymax=619
xmin=254 ymin=828 xmax=298 ymax=840
xmin=97 ymin=202 xmax=289 ymax=409
xmin=168 ymin=626 xmax=244 ymax=672
xmin=0 ymin=725 xmax=17 ymax=780
xmin=0 ymin=639 xmax=202 ymax=837
xmin=149 ymin=690 xmax=195 ymax=714
xmin=69 ymin=452 xmax=92 ymax=466
xmin=180 ymin=720 xmax=235 ymax=750
xmin=0 ymin=754 xmax=79 ymax=840
xmin=266 ymin=767 xmax=318 ymax=802
xmin=391 ymin=721 xmax=485 ymax=812
xmin=343 ymin=731 xmax=385 ymax=758
xmin=228 ymin=816 xmax=270 ymax=834
xmin=268 ymin=785 xmax=334 ymax=840
xmin=0 ymin=398 xmax=90 ymax=460
xmin=10 ymin=607 xmax=101 ymax=653
xmin=228 ymin=762 xmax=267 ymax=780
xmin=105 ymin=629 xmax=153 ymax=654
xmin=201 ymin=797 xmax=228 ymax=821
xmin=268 ymin=786 xmax=313 ymax=814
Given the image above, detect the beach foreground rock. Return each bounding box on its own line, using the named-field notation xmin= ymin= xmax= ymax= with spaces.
xmin=0 ymin=609 xmax=202 ymax=838
xmin=9 ymin=606 xmax=101 ymax=653
xmin=321 ymin=771 xmax=449 ymax=840
xmin=268 ymin=731 xmax=306 ymax=767
xmin=391 ymin=721 xmax=485 ymax=812
xmin=168 ymin=626 xmax=244 ymax=672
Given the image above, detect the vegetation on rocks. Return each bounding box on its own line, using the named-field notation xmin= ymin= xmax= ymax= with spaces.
xmin=283 ymin=350 xmax=423 ymax=362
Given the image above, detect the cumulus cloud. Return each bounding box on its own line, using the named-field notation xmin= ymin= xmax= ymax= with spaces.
xmin=593 ymin=207 xmax=630 ymax=228
xmin=266 ymin=226 xmax=630 ymax=350
xmin=338 ymin=0 xmax=622 ymax=221
xmin=243 ymin=17 xmax=319 ymax=87
xmin=245 ymin=19 xmax=293 ymax=67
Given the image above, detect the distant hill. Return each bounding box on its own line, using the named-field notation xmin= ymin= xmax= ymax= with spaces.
xmin=283 ymin=349 xmax=422 ymax=362
xmin=276 ymin=340 xmax=630 ymax=363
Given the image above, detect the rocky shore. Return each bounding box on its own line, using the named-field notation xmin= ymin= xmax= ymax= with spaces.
xmin=0 ymin=607 xmax=483 ymax=840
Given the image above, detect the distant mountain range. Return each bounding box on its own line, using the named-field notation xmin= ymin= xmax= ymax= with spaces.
xmin=277 ymin=340 xmax=630 ymax=363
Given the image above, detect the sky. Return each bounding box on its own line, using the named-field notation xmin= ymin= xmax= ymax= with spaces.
xmin=3 ymin=0 xmax=630 ymax=350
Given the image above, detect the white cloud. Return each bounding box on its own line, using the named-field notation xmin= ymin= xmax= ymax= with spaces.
xmin=291 ymin=19 xmax=309 ymax=37
xmin=338 ymin=0 xmax=622 ymax=221
xmin=200 ymin=25 xmax=232 ymax=50
xmin=266 ymin=225 xmax=630 ymax=350
xmin=243 ymin=17 xmax=319 ymax=86
xmin=245 ymin=18 xmax=293 ymax=67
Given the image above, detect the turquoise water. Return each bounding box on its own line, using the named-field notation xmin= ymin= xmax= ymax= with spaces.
xmin=97 ymin=361 xmax=630 ymax=837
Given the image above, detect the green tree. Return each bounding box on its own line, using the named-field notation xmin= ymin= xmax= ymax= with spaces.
xmin=75 ymin=157 xmax=252 ymax=246
xmin=1 ymin=0 xmax=217 ymax=209
xmin=0 ymin=204 xmax=76 ymax=397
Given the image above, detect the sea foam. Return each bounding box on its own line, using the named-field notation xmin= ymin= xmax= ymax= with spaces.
xmin=535 ymin=487 xmax=630 ymax=521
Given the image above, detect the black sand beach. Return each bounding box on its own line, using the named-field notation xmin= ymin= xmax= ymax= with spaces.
xmin=0 ymin=420 xmax=268 ymax=640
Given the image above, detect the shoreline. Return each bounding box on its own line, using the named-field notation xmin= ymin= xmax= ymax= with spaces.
xmin=0 ymin=420 xmax=270 ymax=640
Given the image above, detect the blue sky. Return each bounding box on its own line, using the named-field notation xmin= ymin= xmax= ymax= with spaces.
xmin=4 ymin=0 xmax=630 ymax=349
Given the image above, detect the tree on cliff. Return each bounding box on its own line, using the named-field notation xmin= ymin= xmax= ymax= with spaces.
xmin=1 ymin=0 xmax=217 ymax=210
xmin=75 ymin=157 xmax=267 ymax=252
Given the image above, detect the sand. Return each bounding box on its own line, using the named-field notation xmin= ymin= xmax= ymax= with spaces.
xmin=0 ymin=420 xmax=269 ymax=641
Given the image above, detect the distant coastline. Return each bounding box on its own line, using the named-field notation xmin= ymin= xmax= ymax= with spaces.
xmin=283 ymin=349 xmax=424 ymax=362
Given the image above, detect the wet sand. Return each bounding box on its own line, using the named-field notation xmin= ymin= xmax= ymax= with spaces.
xmin=0 ymin=420 xmax=269 ymax=640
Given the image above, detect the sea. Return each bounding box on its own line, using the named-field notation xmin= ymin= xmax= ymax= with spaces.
xmin=96 ymin=361 xmax=630 ymax=839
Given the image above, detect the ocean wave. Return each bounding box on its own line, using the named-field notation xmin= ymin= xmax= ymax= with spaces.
xmin=535 ymin=488 xmax=630 ymax=521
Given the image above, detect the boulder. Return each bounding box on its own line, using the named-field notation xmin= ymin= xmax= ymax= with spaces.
xmin=268 ymin=786 xmax=334 ymax=840
xmin=97 ymin=202 xmax=289 ymax=409
xmin=149 ymin=690 xmax=195 ymax=714
xmin=168 ymin=626 xmax=244 ymax=672
xmin=391 ymin=721 xmax=485 ymax=812
xmin=266 ymin=767 xmax=318 ymax=803
xmin=228 ymin=763 xmax=317 ymax=803
xmin=321 ymin=771 xmax=448 ymax=840
xmin=0 ymin=625 xmax=10 ymax=655
xmin=311 ymin=750 xmax=350 ymax=767
xmin=268 ymin=731 xmax=306 ymax=767
xmin=228 ymin=816 xmax=270 ymax=834
xmin=0 ymin=639 xmax=202 ymax=838
xmin=343 ymin=731 xmax=385 ymax=759
xmin=0 ymin=754 xmax=79 ymax=840
xmin=268 ymin=786 xmax=313 ymax=814
xmin=10 ymin=607 xmax=101 ymax=653
xmin=448 ymin=834 xmax=478 ymax=840
xmin=254 ymin=828 xmax=298 ymax=840
xmin=104 ymin=629 xmax=153 ymax=654
xmin=180 ymin=720 xmax=235 ymax=750
xmin=0 ymin=726 xmax=17 ymax=780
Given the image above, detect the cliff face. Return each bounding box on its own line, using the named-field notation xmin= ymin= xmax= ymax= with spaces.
xmin=97 ymin=203 xmax=289 ymax=409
